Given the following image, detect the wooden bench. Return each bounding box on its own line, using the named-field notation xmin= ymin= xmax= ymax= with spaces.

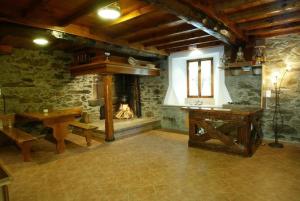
xmin=69 ymin=121 xmax=98 ymax=146
xmin=0 ymin=114 xmax=38 ymax=162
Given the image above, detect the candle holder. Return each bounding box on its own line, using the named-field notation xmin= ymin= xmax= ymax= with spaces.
xmin=269 ymin=67 xmax=291 ymax=148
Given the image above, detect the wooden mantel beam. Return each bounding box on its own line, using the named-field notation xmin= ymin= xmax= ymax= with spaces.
xmin=59 ymin=0 xmax=116 ymax=26
xmin=141 ymin=0 xmax=236 ymax=45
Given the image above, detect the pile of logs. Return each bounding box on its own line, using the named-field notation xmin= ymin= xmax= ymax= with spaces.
xmin=115 ymin=104 xmax=134 ymax=119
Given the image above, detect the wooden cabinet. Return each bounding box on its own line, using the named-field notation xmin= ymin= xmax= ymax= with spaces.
xmin=185 ymin=107 xmax=263 ymax=157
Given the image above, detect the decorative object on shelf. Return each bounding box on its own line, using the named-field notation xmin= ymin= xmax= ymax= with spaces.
xmin=230 ymin=68 xmax=242 ymax=76
xmin=104 ymin=52 xmax=111 ymax=61
xmin=241 ymin=66 xmax=252 ymax=71
xmin=254 ymin=46 xmax=266 ymax=65
xmin=235 ymin=47 xmax=246 ymax=62
xmin=74 ymin=51 xmax=91 ymax=65
xmin=220 ymin=53 xmax=230 ymax=68
xmin=252 ymin=67 xmax=262 ymax=75
xmin=128 ymin=57 xmax=156 ymax=69
xmin=269 ymin=66 xmax=292 ymax=148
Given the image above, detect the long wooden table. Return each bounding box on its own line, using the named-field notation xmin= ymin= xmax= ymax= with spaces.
xmin=184 ymin=106 xmax=263 ymax=157
xmin=16 ymin=108 xmax=82 ymax=153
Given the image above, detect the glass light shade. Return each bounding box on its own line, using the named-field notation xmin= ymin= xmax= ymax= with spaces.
xmin=271 ymin=72 xmax=280 ymax=84
xmin=286 ymin=64 xmax=292 ymax=71
xmin=97 ymin=7 xmax=121 ymax=20
xmin=33 ymin=38 xmax=49 ymax=45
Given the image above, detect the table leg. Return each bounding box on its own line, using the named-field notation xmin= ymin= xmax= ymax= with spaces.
xmin=19 ymin=141 xmax=32 ymax=162
xmin=84 ymin=130 xmax=92 ymax=146
xmin=52 ymin=122 xmax=69 ymax=154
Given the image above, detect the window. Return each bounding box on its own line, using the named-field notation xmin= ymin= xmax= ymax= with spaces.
xmin=187 ymin=58 xmax=213 ymax=98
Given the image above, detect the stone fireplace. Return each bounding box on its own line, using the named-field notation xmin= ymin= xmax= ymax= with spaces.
xmin=97 ymin=74 xmax=142 ymax=120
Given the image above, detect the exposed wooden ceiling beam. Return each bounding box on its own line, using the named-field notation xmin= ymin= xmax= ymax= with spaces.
xmin=246 ymin=21 xmax=300 ymax=36
xmin=21 ymin=0 xmax=45 ymax=17
xmin=145 ymin=31 xmax=210 ymax=47
xmin=157 ymin=36 xmax=218 ymax=50
xmin=181 ymin=0 xmax=246 ymax=42
xmin=141 ymin=0 xmax=236 ymax=45
xmin=59 ymin=0 xmax=116 ymax=26
xmin=166 ymin=41 xmax=223 ymax=53
xmin=128 ymin=23 xmax=197 ymax=43
xmin=139 ymin=28 xmax=199 ymax=44
xmin=238 ymin=11 xmax=300 ymax=30
xmin=104 ymin=5 xmax=156 ymax=27
xmin=255 ymin=27 xmax=300 ymax=38
xmin=215 ymin=0 xmax=277 ymax=14
xmin=229 ymin=0 xmax=300 ymax=24
xmin=119 ymin=19 xmax=186 ymax=41
xmin=0 ymin=18 xmax=167 ymax=59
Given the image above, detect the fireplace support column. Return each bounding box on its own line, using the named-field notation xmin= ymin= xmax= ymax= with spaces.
xmin=103 ymin=74 xmax=114 ymax=141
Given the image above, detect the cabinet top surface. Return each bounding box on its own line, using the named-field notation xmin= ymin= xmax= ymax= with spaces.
xmin=182 ymin=106 xmax=263 ymax=116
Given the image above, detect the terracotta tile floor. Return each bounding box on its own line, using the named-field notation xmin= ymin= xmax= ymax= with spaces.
xmin=1 ymin=130 xmax=300 ymax=201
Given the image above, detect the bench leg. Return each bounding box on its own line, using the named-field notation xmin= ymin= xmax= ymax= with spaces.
xmin=84 ymin=130 xmax=92 ymax=146
xmin=19 ymin=141 xmax=32 ymax=162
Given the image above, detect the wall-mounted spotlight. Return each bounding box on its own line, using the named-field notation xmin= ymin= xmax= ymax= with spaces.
xmin=33 ymin=38 xmax=49 ymax=46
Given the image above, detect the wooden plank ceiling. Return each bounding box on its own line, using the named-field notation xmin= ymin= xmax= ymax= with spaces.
xmin=0 ymin=0 xmax=299 ymax=57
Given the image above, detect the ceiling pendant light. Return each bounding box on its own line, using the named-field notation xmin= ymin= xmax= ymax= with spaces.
xmin=97 ymin=2 xmax=121 ymax=20
xmin=33 ymin=38 xmax=49 ymax=46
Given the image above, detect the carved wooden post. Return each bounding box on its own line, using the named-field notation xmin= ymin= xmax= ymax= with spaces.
xmin=103 ymin=74 xmax=115 ymax=141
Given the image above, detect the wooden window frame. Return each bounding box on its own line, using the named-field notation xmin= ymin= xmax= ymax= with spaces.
xmin=187 ymin=58 xmax=214 ymax=98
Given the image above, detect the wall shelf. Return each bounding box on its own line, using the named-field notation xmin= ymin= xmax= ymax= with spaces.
xmin=219 ymin=61 xmax=262 ymax=70
xmin=219 ymin=61 xmax=262 ymax=76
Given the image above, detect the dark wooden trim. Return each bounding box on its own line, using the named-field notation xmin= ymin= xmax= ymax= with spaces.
xmin=187 ymin=58 xmax=214 ymax=98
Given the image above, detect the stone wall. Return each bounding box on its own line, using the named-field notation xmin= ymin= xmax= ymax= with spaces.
xmin=225 ymin=74 xmax=261 ymax=105
xmin=140 ymin=60 xmax=168 ymax=118
xmin=160 ymin=106 xmax=188 ymax=132
xmin=262 ymin=34 xmax=300 ymax=142
xmin=0 ymin=48 xmax=121 ymax=120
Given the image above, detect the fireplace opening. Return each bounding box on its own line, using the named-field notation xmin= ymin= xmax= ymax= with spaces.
xmin=99 ymin=75 xmax=141 ymax=120
xmin=115 ymin=95 xmax=134 ymax=119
